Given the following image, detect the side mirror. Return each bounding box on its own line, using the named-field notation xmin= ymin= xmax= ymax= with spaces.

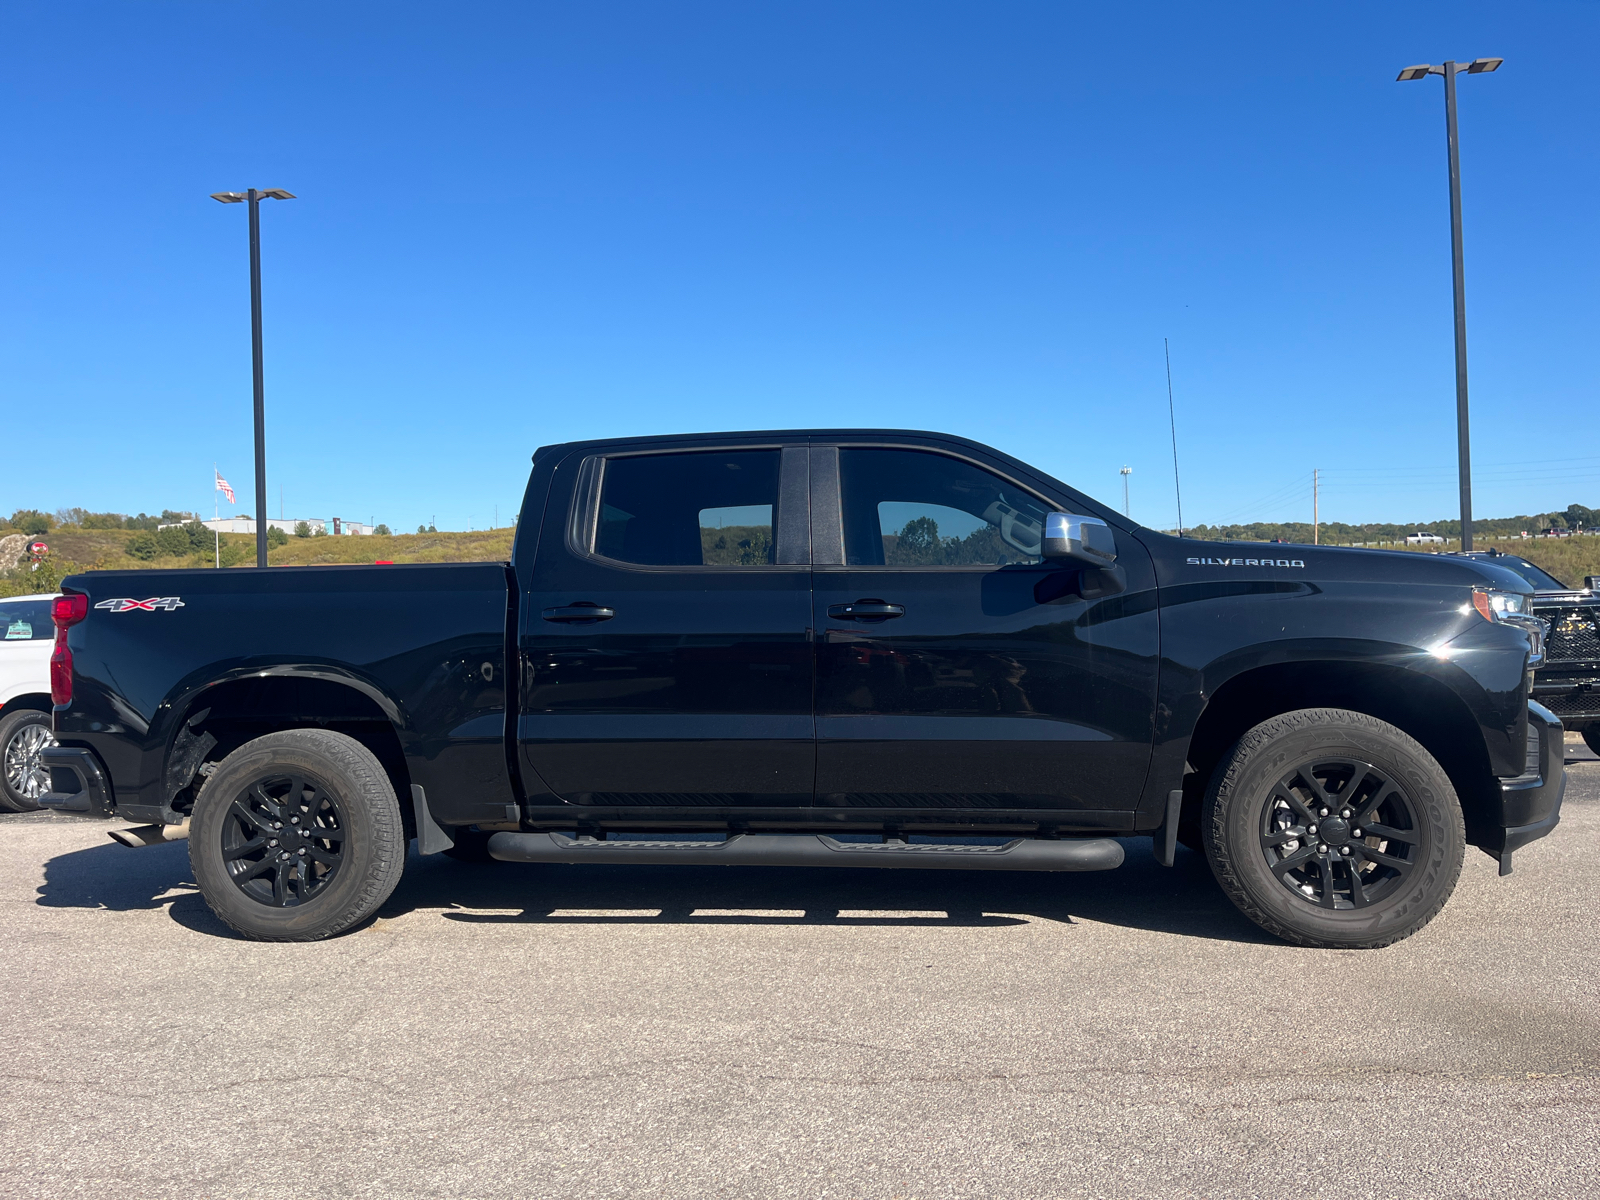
xmin=1042 ymin=513 xmax=1117 ymax=567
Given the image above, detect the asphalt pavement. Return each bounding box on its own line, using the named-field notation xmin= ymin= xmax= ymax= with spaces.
xmin=2 ymin=743 xmax=1597 ymax=1199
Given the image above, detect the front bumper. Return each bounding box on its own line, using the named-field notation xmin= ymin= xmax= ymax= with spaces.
xmin=36 ymin=746 xmax=115 ymax=819
xmin=1531 ymin=675 xmax=1600 ymax=726
xmin=1488 ymin=701 xmax=1566 ymax=874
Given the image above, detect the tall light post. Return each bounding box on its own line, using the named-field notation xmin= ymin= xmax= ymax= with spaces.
xmin=210 ymin=188 xmax=296 ymax=567
xmin=1119 ymin=466 xmax=1132 ymax=517
xmin=1397 ymin=58 xmax=1501 ymax=551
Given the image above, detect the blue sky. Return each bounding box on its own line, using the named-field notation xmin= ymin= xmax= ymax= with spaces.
xmin=3 ymin=2 xmax=1596 ymax=533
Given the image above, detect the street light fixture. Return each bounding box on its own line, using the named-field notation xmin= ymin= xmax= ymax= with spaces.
xmin=1396 ymin=58 xmax=1501 ymax=551
xmin=211 ymin=187 xmax=296 ymax=567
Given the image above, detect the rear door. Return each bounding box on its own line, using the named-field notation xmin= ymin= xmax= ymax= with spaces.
xmin=519 ymin=443 xmax=814 ymax=805
xmin=810 ymin=443 xmax=1158 ymax=815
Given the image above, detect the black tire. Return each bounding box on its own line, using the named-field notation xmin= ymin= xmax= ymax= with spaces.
xmin=0 ymin=708 xmax=55 ymax=813
xmin=189 ymin=729 xmax=406 ymax=941
xmin=441 ymin=827 xmax=500 ymax=863
xmin=1203 ymin=708 xmax=1465 ymax=950
xmin=1582 ymin=726 xmax=1600 ymax=757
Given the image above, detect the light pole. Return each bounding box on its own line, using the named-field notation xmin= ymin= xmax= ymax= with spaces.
xmin=1397 ymin=58 xmax=1501 ymax=551
xmin=210 ymin=187 xmax=296 ymax=567
xmin=1119 ymin=466 xmax=1131 ymax=517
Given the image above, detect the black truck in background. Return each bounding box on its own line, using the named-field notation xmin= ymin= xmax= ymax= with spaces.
xmin=1453 ymin=549 xmax=1600 ymax=753
xmin=39 ymin=429 xmax=1564 ymax=948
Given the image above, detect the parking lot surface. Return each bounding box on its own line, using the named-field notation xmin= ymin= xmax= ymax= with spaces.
xmin=2 ymin=744 xmax=1597 ymax=1200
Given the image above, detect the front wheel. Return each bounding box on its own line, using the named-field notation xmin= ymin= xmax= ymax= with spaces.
xmin=1581 ymin=726 xmax=1600 ymax=758
xmin=1203 ymin=708 xmax=1465 ymax=949
xmin=189 ymin=729 xmax=406 ymax=941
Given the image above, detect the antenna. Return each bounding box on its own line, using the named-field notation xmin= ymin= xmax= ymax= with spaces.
xmin=1164 ymin=338 xmax=1185 ymax=536
xmin=1119 ymin=466 xmax=1132 ymax=517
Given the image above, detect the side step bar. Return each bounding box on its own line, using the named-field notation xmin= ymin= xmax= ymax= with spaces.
xmin=487 ymin=832 xmax=1124 ymax=872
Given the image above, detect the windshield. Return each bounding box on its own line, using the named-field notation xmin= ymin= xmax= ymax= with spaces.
xmin=1493 ymin=557 xmax=1568 ymax=592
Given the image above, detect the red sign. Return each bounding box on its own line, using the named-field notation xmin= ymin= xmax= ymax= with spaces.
xmin=27 ymin=540 xmax=48 ymax=557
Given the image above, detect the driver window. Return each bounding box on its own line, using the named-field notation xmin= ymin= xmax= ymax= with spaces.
xmin=838 ymin=448 xmax=1049 ymax=567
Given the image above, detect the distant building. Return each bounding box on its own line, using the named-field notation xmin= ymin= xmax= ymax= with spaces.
xmin=174 ymin=517 xmax=376 ymax=536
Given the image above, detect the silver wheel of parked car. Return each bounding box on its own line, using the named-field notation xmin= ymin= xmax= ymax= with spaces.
xmin=0 ymin=709 xmax=56 ymax=812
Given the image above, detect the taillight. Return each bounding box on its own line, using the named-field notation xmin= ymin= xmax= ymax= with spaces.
xmin=50 ymin=593 xmax=88 ymax=706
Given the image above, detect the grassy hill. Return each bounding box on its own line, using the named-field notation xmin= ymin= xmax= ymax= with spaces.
xmin=0 ymin=528 xmax=516 ymax=596
xmin=6 ymin=518 xmax=1598 ymax=598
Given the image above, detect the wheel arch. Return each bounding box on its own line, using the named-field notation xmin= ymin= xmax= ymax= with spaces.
xmin=1181 ymin=659 xmax=1500 ymax=851
xmin=163 ymin=669 xmax=413 ymax=833
xmin=0 ymin=691 xmax=52 ymax=718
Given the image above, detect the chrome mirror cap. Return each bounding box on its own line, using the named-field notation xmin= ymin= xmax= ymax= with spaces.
xmin=1042 ymin=513 xmax=1118 ymax=566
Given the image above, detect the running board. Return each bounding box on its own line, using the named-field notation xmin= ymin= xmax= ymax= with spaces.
xmin=487 ymin=832 xmax=1124 ymax=872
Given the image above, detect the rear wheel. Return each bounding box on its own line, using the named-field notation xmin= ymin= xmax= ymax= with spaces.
xmin=1204 ymin=708 xmax=1464 ymax=949
xmin=189 ymin=729 xmax=406 ymax=941
xmin=1582 ymin=726 xmax=1600 ymax=757
xmin=0 ymin=708 xmax=55 ymax=813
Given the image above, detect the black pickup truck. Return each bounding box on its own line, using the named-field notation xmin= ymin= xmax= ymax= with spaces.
xmin=1453 ymin=550 xmax=1600 ymax=754
xmin=39 ymin=429 xmax=1564 ymax=948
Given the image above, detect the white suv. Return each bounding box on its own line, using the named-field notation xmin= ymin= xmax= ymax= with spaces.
xmin=0 ymin=593 xmax=58 ymax=812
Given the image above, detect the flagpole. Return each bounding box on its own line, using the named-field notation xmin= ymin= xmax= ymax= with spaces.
xmin=214 ymin=465 xmax=220 ymax=569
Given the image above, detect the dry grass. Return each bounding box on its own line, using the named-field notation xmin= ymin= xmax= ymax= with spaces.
xmin=1379 ymin=536 xmax=1600 ymax=588
xmin=0 ymin=528 xmax=517 ymax=596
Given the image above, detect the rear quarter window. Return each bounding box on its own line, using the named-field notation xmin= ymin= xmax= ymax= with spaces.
xmin=0 ymin=600 xmax=54 ymax=641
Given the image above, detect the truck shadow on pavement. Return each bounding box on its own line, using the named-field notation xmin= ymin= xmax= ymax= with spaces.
xmin=35 ymin=835 xmax=1276 ymax=944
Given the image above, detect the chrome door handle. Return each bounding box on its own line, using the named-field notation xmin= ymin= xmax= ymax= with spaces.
xmin=827 ymin=601 xmax=904 ymax=621
xmin=542 ymin=604 xmax=615 ymax=623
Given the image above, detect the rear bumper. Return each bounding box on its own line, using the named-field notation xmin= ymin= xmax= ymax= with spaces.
xmin=1489 ymin=701 xmax=1566 ymax=874
xmin=37 ymin=746 xmax=115 ymax=819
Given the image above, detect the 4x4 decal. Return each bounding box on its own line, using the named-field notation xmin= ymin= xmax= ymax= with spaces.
xmin=94 ymin=597 xmax=186 ymax=613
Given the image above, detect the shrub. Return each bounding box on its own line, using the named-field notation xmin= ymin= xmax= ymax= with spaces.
xmin=294 ymin=521 xmax=311 ymax=538
xmin=126 ymin=532 xmax=159 ymax=561
xmin=266 ymin=526 xmax=289 ymax=548
xmin=374 ymin=524 xmax=391 ymax=536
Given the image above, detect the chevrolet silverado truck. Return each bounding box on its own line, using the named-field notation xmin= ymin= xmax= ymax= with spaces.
xmin=38 ymin=430 xmax=1564 ymax=947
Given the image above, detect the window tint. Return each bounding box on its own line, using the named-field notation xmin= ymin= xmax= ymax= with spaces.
xmin=838 ymin=448 xmax=1050 ymax=567
xmin=595 ymin=450 xmax=781 ymax=566
xmin=0 ymin=599 xmax=54 ymax=641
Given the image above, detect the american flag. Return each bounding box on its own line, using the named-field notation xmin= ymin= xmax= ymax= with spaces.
xmin=215 ymin=470 xmax=235 ymax=504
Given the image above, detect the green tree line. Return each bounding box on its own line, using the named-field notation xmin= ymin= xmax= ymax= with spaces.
xmin=1183 ymin=503 xmax=1598 ymax=545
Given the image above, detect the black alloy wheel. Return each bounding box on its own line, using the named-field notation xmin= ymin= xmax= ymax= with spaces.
xmin=1204 ymin=708 xmax=1464 ymax=949
xmin=1258 ymin=758 xmax=1420 ymax=911
xmin=189 ymin=729 xmax=405 ymax=941
xmin=222 ymin=774 xmax=347 ymax=907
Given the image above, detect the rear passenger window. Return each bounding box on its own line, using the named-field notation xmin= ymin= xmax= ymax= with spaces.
xmin=594 ymin=450 xmax=781 ymax=567
xmin=839 ymin=448 xmax=1049 ymax=567
xmin=0 ymin=600 xmax=54 ymax=640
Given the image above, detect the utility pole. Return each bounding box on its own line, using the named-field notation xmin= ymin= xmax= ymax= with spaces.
xmin=1119 ymin=467 xmax=1132 ymax=517
xmin=1313 ymin=468 xmax=1320 ymax=546
xmin=1397 ymin=57 xmax=1502 ymax=552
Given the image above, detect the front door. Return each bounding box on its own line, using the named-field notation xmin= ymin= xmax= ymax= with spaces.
xmin=519 ymin=444 xmax=814 ymax=805
xmin=811 ymin=444 xmax=1158 ymax=814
